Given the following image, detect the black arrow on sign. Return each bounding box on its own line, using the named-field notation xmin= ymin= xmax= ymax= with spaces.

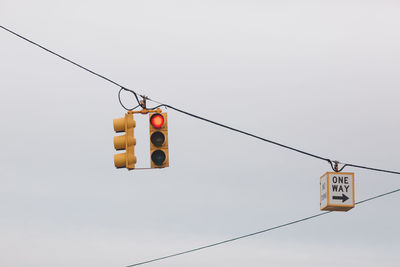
xmin=332 ymin=194 xmax=349 ymax=202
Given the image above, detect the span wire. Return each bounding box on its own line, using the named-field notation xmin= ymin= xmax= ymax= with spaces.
xmin=2 ymin=25 xmax=400 ymax=175
xmin=0 ymin=24 xmax=142 ymax=107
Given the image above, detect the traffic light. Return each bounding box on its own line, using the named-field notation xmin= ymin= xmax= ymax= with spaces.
xmin=149 ymin=112 xmax=169 ymax=168
xmin=113 ymin=112 xmax=136 ymax=170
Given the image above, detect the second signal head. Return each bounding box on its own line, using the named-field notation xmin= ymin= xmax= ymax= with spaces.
xmin=149 ymin=112 xmax=169 ymax=168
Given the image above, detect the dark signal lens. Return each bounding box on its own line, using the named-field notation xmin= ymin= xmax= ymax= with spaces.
xmin=151 ymin=132 xmax=165 ymax=147
xmin=150 ymin=114 xmax=164 ymax=129
xmin=151 ymin=150 xmax=166 ymax=165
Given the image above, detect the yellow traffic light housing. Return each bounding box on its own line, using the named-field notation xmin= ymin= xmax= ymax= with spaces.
xmin=113 ymin=112 xmax=136 ymax=170
xmin=149 ymin=112 xmax=169 ymax=168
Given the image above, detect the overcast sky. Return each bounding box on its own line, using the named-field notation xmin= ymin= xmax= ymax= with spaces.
xmin=1 ymin=1 xmax=400 ymax=267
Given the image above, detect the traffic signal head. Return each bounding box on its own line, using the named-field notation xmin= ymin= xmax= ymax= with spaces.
xmin=149 ymin=112 xmax=169 ymax=168
xmin=113 ymin=112 xmax=136 ymax=169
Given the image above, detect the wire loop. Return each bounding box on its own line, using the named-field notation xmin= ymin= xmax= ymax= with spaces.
xmin=118 ymin=87 xmax=141 ymax=111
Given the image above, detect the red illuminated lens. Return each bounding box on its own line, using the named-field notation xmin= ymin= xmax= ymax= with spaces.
xmin=151 ymin=114 xmax=164 ymax=128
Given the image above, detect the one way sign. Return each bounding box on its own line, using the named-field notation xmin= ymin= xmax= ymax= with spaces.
xmin=320 ymin=172 xmax=355 ymax=211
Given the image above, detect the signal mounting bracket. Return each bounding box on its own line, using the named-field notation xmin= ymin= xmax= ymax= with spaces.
xmin=128 ymin=107 xmax=162 ymax=115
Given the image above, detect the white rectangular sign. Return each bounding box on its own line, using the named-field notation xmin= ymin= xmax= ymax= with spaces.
xmin=320 ymin=172 xmax=355 ymax=211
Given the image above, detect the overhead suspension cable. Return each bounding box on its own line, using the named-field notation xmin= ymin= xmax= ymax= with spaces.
xmin=150 ymin=103 xmax=332 ymax=163
xmin=126 ymin=187 xmax=400 ymax=267
xmin=0 ymin=25 xmax=129 ymax=89
xmin=145 ymin=102 xmax=400 ymax=175
xmin=2 ymin=25 xmax=399 ymax=175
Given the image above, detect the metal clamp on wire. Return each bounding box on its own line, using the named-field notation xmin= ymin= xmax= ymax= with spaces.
xmin=139 ymin=95 xmax=148 ymax=109
xmin=333 ymin=160 xmax=339 ymax=172
xmin=330 ymin=160 xmax=347 ymax=172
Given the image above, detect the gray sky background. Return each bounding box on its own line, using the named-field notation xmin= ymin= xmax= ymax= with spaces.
xmin=1 ymin=1 xmax=400 ymax=266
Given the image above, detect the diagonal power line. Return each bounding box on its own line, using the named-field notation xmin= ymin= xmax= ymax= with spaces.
xmin=126 ymin=187 xmax=400 ymax=267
